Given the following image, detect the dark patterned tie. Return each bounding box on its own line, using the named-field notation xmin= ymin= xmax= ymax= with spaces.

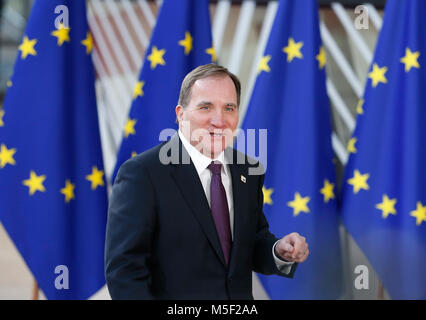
xmin=208 ymin=161 xmax=232 ymax=266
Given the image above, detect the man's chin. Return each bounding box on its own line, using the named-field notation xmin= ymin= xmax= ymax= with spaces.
xmin=199 ymin=145 xmax=226 ymax=159
xmin=191 ymin=135 xmax=233 ymax=158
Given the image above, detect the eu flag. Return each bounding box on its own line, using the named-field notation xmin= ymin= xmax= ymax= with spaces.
xmin=341 ymin=0 xmax=426 ymax=299
xmin=0 ymin=0 xmax=107 ymax=299
xmin=112 ymin=0 xmax=214 ymax=180
xmin=240 ymin=0 xmax=343 ymax=299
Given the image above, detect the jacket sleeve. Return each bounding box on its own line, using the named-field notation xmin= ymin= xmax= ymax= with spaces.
xmin=105 ymin=158 xmax=157 ymax=299
xmin=252 ymin=172 xmax=298 ymax=278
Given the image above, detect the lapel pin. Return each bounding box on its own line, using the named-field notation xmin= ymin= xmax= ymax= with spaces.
xmin=241 ymin=175 xmax=246 ymax=183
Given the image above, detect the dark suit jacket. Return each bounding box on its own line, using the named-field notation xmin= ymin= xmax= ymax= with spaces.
xmin=105 ymin=134 xmax=297 ymax=299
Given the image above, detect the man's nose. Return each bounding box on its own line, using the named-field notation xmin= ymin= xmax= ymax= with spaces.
xmin=210 ymin=110 xmax=225 ymax=127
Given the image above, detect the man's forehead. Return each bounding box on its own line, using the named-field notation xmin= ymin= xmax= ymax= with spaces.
xmin=185 ymin=74 xmax=238 ymax=107
xmin=192 ymin=74 xmax=231 ymax=87
xmin=190 ymin=75 xmax=237 ymax=98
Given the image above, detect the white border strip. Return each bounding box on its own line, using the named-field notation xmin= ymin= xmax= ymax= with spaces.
xmin=320 ymin=21 xmax=363 ymax=98
xmin=121 ymin=0 xmax=150 ymax=49
xmin=331 ymin=2 xmax=373 ymax=64
xmin=88 ymin=3 xmax=130 ymax=108
xmin=326 ymin=78 xmax=356 ymax=132
xmin=365 ymin=3 xmax=383 ymax=31
xmin=138 ymin=0 xmax=156 ymax=28
xmin=91 ymin=0 xmax=134 ymax=77
xmin=228 ymin=0 xmax=256 ymax=76
xmin=212 ymin=0 xmax=231 ymax=56
xmin=104 ymin=0 xmax=142 ymax=70
xmin=332 ymin=132 xmax=348 ymax=165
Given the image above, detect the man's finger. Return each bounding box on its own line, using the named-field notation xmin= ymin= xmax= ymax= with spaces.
xmin=295 ymin=248 xmax=309 ymax=263
xmin=282 ymin=253 xmax=294 ymax=261
xmin=283 ymin=243 xmax=294 ymax=252
xmin=293 ymin=238 xmax=306 ymax=254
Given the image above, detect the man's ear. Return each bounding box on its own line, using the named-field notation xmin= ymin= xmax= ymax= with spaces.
xmin=175 ymin=105 xmax=184 ymax=123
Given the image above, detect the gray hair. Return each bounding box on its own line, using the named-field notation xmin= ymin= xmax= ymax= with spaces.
xmin=178 ymin=64 xmax=241 ymax=108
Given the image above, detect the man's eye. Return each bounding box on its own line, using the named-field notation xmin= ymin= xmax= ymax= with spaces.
xmin=200 ymin=106 xmax=210 ymax=110
xmin=225 ymin=106 xmax=235 ymax=112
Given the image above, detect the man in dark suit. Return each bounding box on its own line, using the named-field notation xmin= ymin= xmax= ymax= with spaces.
xmin=105 ymin=64 xmax=309 ymax=299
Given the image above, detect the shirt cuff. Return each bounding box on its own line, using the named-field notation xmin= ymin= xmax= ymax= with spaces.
xmin=272 ymin=240 xmax=294 ymax=274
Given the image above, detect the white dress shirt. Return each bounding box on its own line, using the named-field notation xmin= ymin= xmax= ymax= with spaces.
xmin=178 ymin=130 xmax=293 ymax=273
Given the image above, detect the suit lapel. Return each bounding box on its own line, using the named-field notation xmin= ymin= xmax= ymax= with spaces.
xmin=169 ymin=135 xmax=226 ymax=266
xmin=226 ymin=149 xmax=250 ymax=270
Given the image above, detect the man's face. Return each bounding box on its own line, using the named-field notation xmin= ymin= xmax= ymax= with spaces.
xmin=176 ymin=75 xmax=239 ymax=159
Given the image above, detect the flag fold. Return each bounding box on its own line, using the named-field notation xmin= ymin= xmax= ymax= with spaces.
xmin=341 ymin=0 xmax=426 ymax=299
xmin=0 ymin=0 xmax=107 ymax=299
xmin=240 ymin=0 xmax=343 ymax=299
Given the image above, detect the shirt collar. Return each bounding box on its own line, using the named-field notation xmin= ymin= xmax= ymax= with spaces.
xmin=178 ymin=129 xmax=226 ymax=176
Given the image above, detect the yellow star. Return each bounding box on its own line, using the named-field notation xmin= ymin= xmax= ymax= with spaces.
xmin=347 ymin=169 xmax=370 ymax=194
xmin=316 ymin=46 xmax=326 ymax=69
xmin=368 ymin=63 xmax=388 ymax=88
xmin=287 ymin=192 xmax=310 ymax=216
xmin=81 ymin=32 xmax=93 ymax=54
xmin=23 ymin=171 xmax=46 ymax=195
xmin=0 ymin=144 xmax=16 ymax=168
xmin=60 ymin=180 xmax=75 ymax=203
xmin=347 ymin=137 xmax=357 ymax=154
xmin=282 ymin=37 xmax=303 ymax=63
xmin=262 ymin=186 xmax=273 ymax=205
xmin=0 ymin=109 xmax=4 ymax=127
xmin=147 ymin=46 xmax=166 ymax=69
xmin=320 ymin=179 xmax=335 ymax=203
xmin=258 ymin=55 xmax=271 ymax=74
xmin=18 ymin=36 xmax=37 ymax=59
xmin=133 ymin=81 xmax=145 ymax=99
xmin=179 ymin=31 xmax=193 ymax=55
xmin=400 ymin=48 xmax=420 ymax=72
xmin=356 ymin=99 xmax=364 ymax=115
xmin=205 ymin=47 xmax=217 ymax=62
xmin=86 ymin=166 xmax=104 ymax=190
xmin=6 ymin=80 xmax=12 ymax=88
xmin=410 ymin=202 xmax=426 ymax=226
xmin=131 ymin=151 xmax=138 ymax=158
xmin=375 ymin=195 xmax=397 ymax=219
xmin=51 ymin=24 xmax=70 ymax=46
xmin=124 ymin=118 xmax=137 ymax=138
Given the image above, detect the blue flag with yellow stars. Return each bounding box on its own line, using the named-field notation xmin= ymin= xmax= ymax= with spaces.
xmin=112 ymin=0 xmax=214 ymax=181
xmin=341 ymin=0 xmax=426 ymax=299
xmin=240 ymin=0 xmax=342 ymax=299
xmin=0 ymin=0 xmax=107 ymax=299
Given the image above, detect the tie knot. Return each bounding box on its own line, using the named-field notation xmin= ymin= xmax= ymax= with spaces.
xmin=208 ymin=161 xmax=222 ymax=175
